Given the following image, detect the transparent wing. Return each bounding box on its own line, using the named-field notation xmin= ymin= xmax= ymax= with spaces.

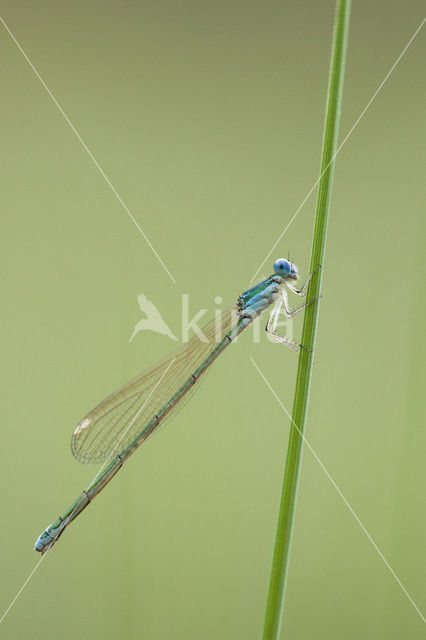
xmin=71 ymin=307 xmax=236 ymax=464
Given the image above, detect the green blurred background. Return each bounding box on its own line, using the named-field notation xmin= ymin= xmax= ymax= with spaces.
xmin=1 ymin=1 xmax=424 ymax=638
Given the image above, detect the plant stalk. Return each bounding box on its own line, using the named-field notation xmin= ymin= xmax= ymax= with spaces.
xmin=262 ymin=2 xmax=351 ymax=638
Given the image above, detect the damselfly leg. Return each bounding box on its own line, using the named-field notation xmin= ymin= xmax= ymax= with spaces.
xmin=287 ymin=264 xmax=322 ymax=296
xmin=265 ymin=266 xmax=322 ymax=351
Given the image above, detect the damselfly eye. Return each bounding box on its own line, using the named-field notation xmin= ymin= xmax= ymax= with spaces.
xmin=273 ymin=259 xmax=291 ymax=276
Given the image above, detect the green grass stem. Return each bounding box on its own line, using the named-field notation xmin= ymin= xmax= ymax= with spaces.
xmin=262 ymin=2 xmax=351 ymax=638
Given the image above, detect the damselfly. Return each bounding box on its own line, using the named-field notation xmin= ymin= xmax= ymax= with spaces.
xmin=35 ymin=259 xmax=319 ymax=553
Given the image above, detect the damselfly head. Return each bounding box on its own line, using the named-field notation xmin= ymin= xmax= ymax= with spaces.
xmin=273 ymin=258 xmax=298 ymax=281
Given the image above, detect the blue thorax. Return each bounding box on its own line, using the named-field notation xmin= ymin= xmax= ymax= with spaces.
xmin=237 ymin=276 xmax=277 ymax=310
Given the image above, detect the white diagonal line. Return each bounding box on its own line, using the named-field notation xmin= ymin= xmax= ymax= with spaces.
xmin=0 ymin=556 xmax=45 ymax=625
xmin=250 ymin=17 xmax=426 ymax=284
xmin=0 ymin=16 xmax=176 ymax=284
xmin=250 ymin=356 xmax=425 ymax=623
